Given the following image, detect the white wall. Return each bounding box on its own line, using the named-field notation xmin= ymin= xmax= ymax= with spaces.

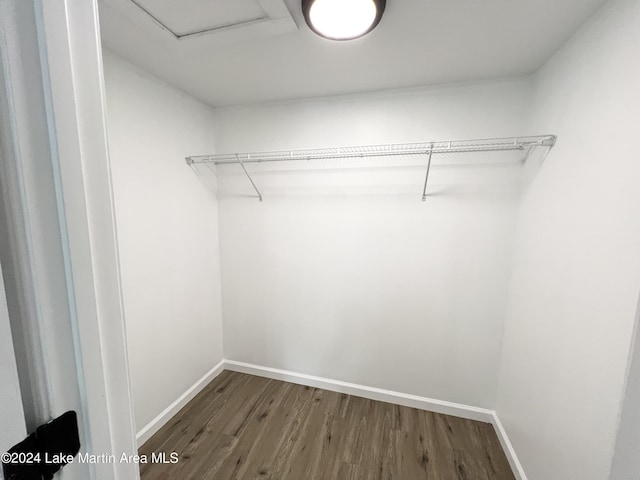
xmin=495 ymin=0 xmax=640 ymax=478
xmin=103 ymin=52 xmax=224 ymax=433
xmin=213 ymin=80 xmax=532 ymax=408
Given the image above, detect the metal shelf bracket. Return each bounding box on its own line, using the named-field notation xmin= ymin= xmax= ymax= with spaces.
xmin=421 ymin=144 xmax=434 ymax=202
xmin=238 ymin=155 xmax=262 ymax=202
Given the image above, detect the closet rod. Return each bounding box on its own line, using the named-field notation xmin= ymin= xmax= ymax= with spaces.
xmin=186 ymin=135 xmax=557 ymax=166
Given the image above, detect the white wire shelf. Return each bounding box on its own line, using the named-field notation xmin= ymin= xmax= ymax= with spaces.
xmin=186 ymin=135 xmax=556 ymax=165
xmin=186 ymin=135 xmax=557 ymax=202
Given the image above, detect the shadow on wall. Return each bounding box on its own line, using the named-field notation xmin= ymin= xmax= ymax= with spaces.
xmin=206 ymin=166 xmax=525 ymax=201
xmin=190 ymin=149 xmax=531 ymax=202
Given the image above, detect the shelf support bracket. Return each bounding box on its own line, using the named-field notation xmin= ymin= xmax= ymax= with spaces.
xmin=421 ymin=144 xmax=434 ymax=202
xmin=238 ymin=156 xmax=262 ymax=202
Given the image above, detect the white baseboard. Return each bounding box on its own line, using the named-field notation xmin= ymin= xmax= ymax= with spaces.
xmin=136 ymin=358 xmax=527 ymax=480
xmin=226 ymin=360 xmax=527 ymax=478
xmin=223 ymin=360 xmax=494 ymax=423
xmin=136 ymin=359 xmax=225 ymax=446
xmin=491 ymin=413 xmax=528 ymax=480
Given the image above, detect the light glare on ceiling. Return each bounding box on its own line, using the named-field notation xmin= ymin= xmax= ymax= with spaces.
xmin=303 ymin=0 xmax=385 ymax=40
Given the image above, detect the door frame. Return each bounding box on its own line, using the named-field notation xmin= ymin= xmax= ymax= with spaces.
xmin=0 ymin=261 xmax=26 ymax=480
xmin=0 ymin=0 xmax=138 ymax=478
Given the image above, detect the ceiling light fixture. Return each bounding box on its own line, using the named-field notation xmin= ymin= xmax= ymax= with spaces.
xmin=302 ymin=0 xmax=386 ymax=41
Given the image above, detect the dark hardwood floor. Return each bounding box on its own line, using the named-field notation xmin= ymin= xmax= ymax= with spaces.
xmin=139 ymin=371 xmax=515 ymax=480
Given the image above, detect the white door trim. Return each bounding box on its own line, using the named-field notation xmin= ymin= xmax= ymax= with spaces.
xmin=0 ymin=0 xmax=138 ymax=478
xmin=37 ymin=1 xmax=139 ymax=477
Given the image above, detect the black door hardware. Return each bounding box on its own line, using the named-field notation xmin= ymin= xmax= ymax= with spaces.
xmin=2 ymin=411 xmax=81 ymax=480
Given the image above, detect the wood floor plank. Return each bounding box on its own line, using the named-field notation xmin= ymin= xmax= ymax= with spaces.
xmin=139 ymin=372 xmax=515 ymax=480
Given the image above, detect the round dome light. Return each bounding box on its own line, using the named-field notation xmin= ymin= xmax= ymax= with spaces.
xmin=302 ymin=0 xmax=386 ymax=41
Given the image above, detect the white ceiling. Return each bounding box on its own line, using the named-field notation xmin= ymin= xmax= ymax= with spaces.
xmin=99 ymin=0 xmax=608 ymax=107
